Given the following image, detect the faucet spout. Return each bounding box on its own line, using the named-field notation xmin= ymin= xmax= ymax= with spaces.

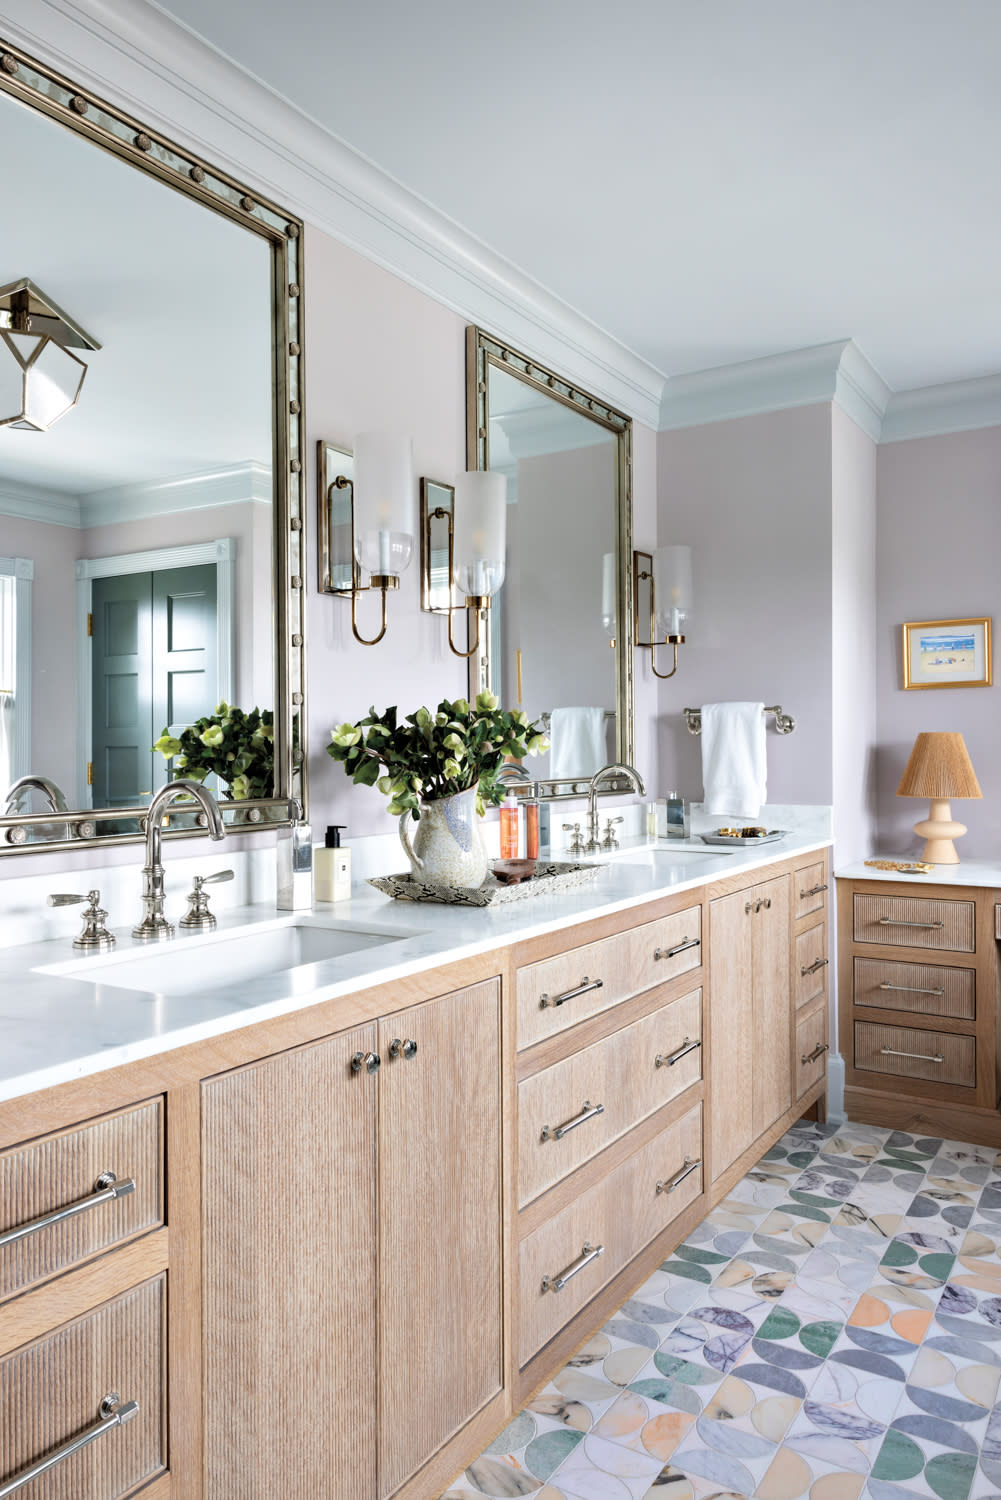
xmin=585 ymin=762 xmax=645 ymax=853
xmin=133 ymin=779 xmax=225 ymax=942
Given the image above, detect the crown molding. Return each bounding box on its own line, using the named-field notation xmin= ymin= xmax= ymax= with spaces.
xmin=80 ymin=460 xmax=272 ymax=526
xmin=881 ymin=374 xmax=1001 ymax=444
xmin=0 ymin=477 xmax=80 ymax=527
xmin=0 ymin=0 xmax=666 ymax=430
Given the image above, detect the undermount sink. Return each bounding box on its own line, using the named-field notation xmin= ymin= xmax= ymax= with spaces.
xmin=38 ymin=918 xmax=415 ymax=999
xmin=578 ymin=839 xmax=736 ymax=863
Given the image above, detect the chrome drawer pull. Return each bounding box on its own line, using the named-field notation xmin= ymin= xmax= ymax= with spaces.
xmin=655 ymin=1036 xmax=702 ymax=1068
xmin=800 ymin=882 xmax=828 ymax=897
xmin=656 ymin=1156 xmax=702 ymax=1195
xmin=541 ymin=1241 xmax=603 ymax=1293
xmin=0 ymin=1392 xmax=138 ymax=1497
xmin=876 ymin=917 xmax=945 ymax=929
xmin=800 ymin=957 xmax=829 ymax=976
xmin=539 ymin=976 xmax=603 ymax=1009
xmin=878 ymin=981 xmax=946 ymax=996
xmin=0 ymin=1172 xmax=134 ymax=1250
xmin=801 ymin=1042 xmax=830 ymax=1065
xmin=654 ymin=937 xmax=700 ymax=960
xmin=880 ymin=1046 xmax=944 ymax=1063
xmin=541 ymin=1100 xmax=605 ymax=1143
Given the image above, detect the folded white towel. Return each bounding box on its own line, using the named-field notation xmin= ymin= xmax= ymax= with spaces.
xmin=700 ymin=701 xmax=767 ymax=818
xmin=550 ymin=707 xmax=607 ymax=780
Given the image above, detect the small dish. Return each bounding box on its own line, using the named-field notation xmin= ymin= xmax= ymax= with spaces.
xmin=492 ymin=859 xmax=538 ymax=885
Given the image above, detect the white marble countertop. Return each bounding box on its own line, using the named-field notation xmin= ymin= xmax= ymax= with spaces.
xmin=835 ymin=858 xmax=1001 ymax=889
xmin=0 ymin=819 xmax=831 ymax=1105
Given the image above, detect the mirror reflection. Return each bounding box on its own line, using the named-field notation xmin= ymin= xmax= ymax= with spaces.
xmin=0 ymin=88 xmax=275 ymax=836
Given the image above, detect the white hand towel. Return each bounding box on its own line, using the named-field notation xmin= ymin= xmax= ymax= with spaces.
xmin=700 ymin=701 xmax=767 ymax=818
xmin=550 ymin=707 xmax=607 ymax=780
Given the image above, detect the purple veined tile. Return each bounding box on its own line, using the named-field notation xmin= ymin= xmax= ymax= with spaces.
xmin=798 ymin=1398 xmax=887 ymax=1442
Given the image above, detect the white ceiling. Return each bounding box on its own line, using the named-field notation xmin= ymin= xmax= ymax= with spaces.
xmin=151 ymin=0 xmax=1001 ymax=395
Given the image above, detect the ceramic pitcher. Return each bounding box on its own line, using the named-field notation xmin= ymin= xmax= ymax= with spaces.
xmin=398 ymin=785 xmax=488 ymax=889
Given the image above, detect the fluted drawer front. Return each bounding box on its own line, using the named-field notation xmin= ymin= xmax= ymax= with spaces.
xmin=854 ymin=956 xmax=976 ymax=1020
xmin=519 ymin=1102 xmax=702 ymax=1365
xmin=796 ymin=1005 xmax=829 ymax=1098
xmin=853 ymin=894 xmax=975 ymax=953
xmin=795 ymin=922 xmax=828 ymax=1009
xmin=518 ymin=988 xmax=702 ymax=1207
xmin=854 ymin=1021 xmax=976 ymax=1088
xmin=517 ymin=906 xmax=702 ymax=1050
xmin=0 ymin=1274 xmax=166 ymax=1499
xmin=0 ymin=1099 xmax=163 ymax=1302
xmin=794 ymin=860 xmax=828 ymax=920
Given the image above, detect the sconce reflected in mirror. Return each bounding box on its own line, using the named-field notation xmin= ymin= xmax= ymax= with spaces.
xmin=601 ymin=552 xmax=616 ymax=645
xmin=633 ymin=545 xmax=693 ymax=680
xmin=317 ymin=433 xmax=414 ymax=645
xmin=421 ymin=471 xmax=507 ymax=658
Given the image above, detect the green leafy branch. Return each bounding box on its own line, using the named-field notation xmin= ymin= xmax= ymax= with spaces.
xmin=153 ymin=701 xmax=274 ymax=800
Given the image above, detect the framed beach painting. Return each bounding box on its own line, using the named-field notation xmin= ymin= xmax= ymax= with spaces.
xmin=902 ymin=617 xmax=992 ymax=690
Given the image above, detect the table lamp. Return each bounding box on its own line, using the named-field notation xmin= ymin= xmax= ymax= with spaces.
xmin=896 ymin=731 xmax=982 ymax=863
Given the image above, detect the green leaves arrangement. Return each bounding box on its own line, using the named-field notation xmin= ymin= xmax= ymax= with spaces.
xmin=327 ymin=692 xmax=549 ymax=818
xmin=153 ymin=702 xmax=274 ymax=800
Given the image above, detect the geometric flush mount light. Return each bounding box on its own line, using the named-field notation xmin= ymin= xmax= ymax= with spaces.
xmin=633 ymin=544 xmax=693 ymax=680
xmin=420 ymin=470 xmax=507 ymax=658
xmin=0 ymin=279 xmax=100 ymax=432
xmin=325 ymin=431 xmax=415 ymax=646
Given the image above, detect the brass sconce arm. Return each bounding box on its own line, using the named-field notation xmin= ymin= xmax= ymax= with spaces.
xmin=330 ymin=474 xmax=396 ymax=647
xmin=633 ymin=549 xmax=685 ymax=680
xmin=648 ymin=636 xmax=683 ymax=680
xmin=428 ymin=502 xmax=487 ymax=660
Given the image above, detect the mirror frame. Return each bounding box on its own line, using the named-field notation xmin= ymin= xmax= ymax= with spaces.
xmin=466 ymin=325 xmax=635 ymax=797
xmin=0 ymin=37 xmax=307 ymax=855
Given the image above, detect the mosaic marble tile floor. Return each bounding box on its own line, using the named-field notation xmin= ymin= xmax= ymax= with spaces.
xmin=441 ymin=1118 xmax=1001 ymax=1500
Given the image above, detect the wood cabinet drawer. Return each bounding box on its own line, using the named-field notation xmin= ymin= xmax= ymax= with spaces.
xmin=854 ymin=956 xmax=976 ymax=1021
xmin=0 ymin=1099 xmax=164 ymax=1303
xmin=796 ymin=1005 xmax=829 ymax=1098
xmin=0 ymin=1274 xmax=166 ymax=1499
xmin=517 ymin=906 xmax=702 ymax=1050
xmin=519 ymin=1102 xmax=702 ymax=1364
xmin=854 ymin=1020 xmax=976 ymax=1089
xmin=518 ymin=989 xmax=702 ymax=1206
xmin=853 ymin=893 xmax=975 ymax=953
xmin=795 ymin=922 xmax=828 ymax=1009
xmin=794 ymin=860 xmax=828 ymax=920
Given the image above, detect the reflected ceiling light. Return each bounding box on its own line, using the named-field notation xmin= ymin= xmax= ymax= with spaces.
xmin=633 ymin=544 xmax=693 ymax=680
xmin=0 ymin=279 xmax=100 ymax=432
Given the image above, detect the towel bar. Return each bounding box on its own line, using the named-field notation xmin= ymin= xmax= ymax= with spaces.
xmin=682 ymin=705 xmax=796 ymax=736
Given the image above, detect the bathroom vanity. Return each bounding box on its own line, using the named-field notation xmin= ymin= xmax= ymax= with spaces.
xmin=0 ymin=829 xmax=831 ymax=1499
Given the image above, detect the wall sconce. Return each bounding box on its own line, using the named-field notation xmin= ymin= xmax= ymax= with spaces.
xmin=318 ymin=432 xmax=414 ymax=645
xmin=0 ymin=279 xmax=100 ymax=432
xmin=421 ymin=471 xmax=506 ymax=658
xmin=633 ymin=545 xmax=693 ymax=680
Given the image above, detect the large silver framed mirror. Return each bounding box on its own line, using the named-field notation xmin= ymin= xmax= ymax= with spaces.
xmin=0 ymin=39 xmax=306 ymax=854
xmin=465 ymin=327 xmax=634 ymax=795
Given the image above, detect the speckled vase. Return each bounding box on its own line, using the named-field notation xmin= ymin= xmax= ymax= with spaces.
xmin=398 ymin=785 xmax=488 ymax=889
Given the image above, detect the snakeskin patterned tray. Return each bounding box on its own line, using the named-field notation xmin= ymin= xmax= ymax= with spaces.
xmin=368 ymin=861 xmax=601 ymax=907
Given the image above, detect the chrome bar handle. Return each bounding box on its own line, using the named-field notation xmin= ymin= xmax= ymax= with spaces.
xmin=541 ymin=1241 xmax=603 ymax=1293
xmin=656 ymin=1156 xmax=702 ymax=1195
xmin=539 ymin=976 xmax=603 ymax=1009
xmin=800 ymin=882 xmax=828 ymax=897
xmin=654 ymin=937 xmax=700 ymax=960
xmin=878 ymin=981 xmax=946 ymax=996
xmin=655 ymin=1036 xmax=702 ymax=1068
xmin=880 ymin=1046 xmax=944 ymax=1063
xmin=800 ymin=957 xmax=829 ymax=976
xmin=801 ymin=1042 xmax=830 ymax=1065
xmin=541 ymin=1100 xmax=605 ymax=1142
xmin=0 ymin=1393 xmax=139 ymax=1497
xmin=0 ymin=1172 xmax=134 ymax=1250
xmin=877 ymin=917 xmax=945 ymax=929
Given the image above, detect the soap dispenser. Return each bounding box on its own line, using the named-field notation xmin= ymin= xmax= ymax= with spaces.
xmin=316 ymin=825 xmax=351 ymax=902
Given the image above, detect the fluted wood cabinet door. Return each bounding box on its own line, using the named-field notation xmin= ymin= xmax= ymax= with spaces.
xmin=201 ymin=1024 xmax=378 ymax=1500
xmin=377 ymin=979 xmax=503 ymax=1499
xmin=709 ymin=890 xmax=755 ymax=1182
xmin=752 ymin=875 xmax=792 ymax=1138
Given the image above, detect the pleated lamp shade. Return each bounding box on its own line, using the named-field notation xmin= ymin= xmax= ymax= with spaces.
xmin=896 ymin=732 xmax=981 ymax=863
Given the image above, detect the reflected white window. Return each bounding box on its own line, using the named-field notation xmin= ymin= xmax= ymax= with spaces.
xmin=0 ymin=558 xmax=32 ymax=792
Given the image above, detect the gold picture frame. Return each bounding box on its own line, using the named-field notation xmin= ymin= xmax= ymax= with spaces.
xmin=902 ymin=617 xmax=992 ymax=690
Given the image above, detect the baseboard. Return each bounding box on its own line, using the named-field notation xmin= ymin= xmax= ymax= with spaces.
xmin=845 ymin=1086 xmax=1001 ymax=1147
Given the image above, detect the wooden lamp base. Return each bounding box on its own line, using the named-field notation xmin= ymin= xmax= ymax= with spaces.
xmin=913 ymin=797 xmax=967 ymax=864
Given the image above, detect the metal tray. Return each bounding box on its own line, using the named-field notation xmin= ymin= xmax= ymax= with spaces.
xmin=368 ymin=860 xmax=601 ymax=907
xmin=699 ymin=830 xmax=788 ymax=848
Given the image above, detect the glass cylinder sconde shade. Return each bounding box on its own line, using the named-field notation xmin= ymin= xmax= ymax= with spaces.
xmin=654 ymin=545 xmax=693 ymax=638
xmin=452 ymin=471 xmax=506 ymax=598
xmin=601 ymin=551 xmax=616 ymax=636
xmin=352 ymin=430 xmax=414 ymax=577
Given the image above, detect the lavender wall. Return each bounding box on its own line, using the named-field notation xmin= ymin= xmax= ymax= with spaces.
xmin=874 ymin=425 xmax=1001 ymax=857
xmin=656 ymin=405 xmax=835 ymax=809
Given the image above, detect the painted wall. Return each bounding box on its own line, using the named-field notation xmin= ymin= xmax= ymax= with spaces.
xmin=656 ymin=405 xmax=835 ymax=810
xmin=874 ymin=425 xmax=1001 ymax=856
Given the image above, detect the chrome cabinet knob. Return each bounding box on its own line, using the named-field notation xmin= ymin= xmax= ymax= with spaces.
xmin=389 ymin=1037 xmax=418 ymax=1061
xmin=350 ymin=1051 xmax=381 ymax=1074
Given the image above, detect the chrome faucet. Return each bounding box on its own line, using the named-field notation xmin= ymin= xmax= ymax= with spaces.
xmin=3 ymin=774 xmax=72 ymax=842
xmin=134 ymin=780 xmax=225 ymax=942
xmin=585 ymin=762 xmax=645 ymax=853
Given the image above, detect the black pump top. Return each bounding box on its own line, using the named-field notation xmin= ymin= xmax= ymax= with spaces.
xmin=325 ymin=825 xmax=346 ymax=848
